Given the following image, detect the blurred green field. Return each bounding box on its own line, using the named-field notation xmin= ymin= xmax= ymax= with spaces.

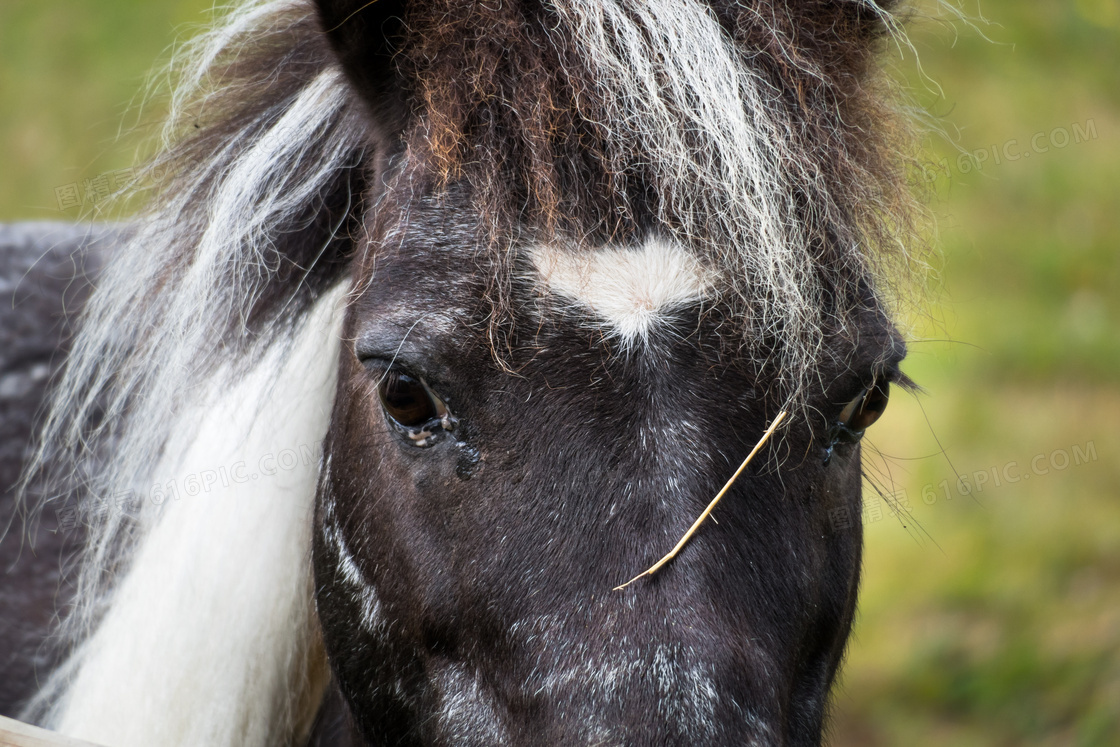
xmin=2 ymin=1 xmax=1118 ymax=745
xmin=834 ymin=2 xmax=1120 ymax=745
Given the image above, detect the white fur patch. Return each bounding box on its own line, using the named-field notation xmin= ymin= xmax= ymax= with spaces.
xmin=511 ymin=610 xmax=734 ymax=742
xmin=435 ymin=663 xmax=509 ymax=744
xmin=530 ymin=238 xmax=713 ymax=345
xmin=319 ymin=491 xmax=385 ymax=636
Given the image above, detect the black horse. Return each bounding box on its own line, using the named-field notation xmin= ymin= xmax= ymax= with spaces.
xmin=1 ymin=1 xmax=919 ymax=744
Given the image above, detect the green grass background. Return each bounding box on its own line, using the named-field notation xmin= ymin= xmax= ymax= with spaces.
xmin=2 ymin=1 xmax=1117 ymax=744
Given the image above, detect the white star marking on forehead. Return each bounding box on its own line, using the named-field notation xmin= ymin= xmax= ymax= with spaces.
xmin=530 ymin=237 xmax=714 ymax=346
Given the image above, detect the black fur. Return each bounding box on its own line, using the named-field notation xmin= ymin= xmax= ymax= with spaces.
xmin=312 ymin=188 xmax=904 ymax=744
xmin=305 ymin=1 xmax=912 ymax=742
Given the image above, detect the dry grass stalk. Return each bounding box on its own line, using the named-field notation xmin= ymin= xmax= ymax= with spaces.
xmin=614 ymin=410 xmax=789 ymax=591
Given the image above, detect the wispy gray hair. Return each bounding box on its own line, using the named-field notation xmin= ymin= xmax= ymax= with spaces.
xmin=401 ymin=0 xmax=920 ymax=401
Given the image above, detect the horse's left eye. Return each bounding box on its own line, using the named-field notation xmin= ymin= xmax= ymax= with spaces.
xmin=833 ymin=376 xmax=891 ymax=441
xmin=838 ymin=378 xmax=890 ymax=434
xmin=826 ymin=378 xmax=890 ymax=459
xmin=378 ymin=371 xmax=456 ymax=446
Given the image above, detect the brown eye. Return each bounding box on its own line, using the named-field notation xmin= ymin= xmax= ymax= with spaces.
xmin=379 ymin=372 xmax=440 ymax=427
xmin=825 ymin=377 xmax=891 ymax=464
xmin=839 ymin=378 xmax=890 ymax=434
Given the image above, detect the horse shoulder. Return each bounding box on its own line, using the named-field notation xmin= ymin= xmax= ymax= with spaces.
xmin=0 ymin=222 xmax=109 ymax=717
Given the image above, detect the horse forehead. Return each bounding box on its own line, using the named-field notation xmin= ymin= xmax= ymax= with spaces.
xmin=528 ymin=237 xmax=714 ymax=344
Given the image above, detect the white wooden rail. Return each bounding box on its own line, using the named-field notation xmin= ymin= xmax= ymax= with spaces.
xmin=0 ymin=716 xmax=103 ymax=747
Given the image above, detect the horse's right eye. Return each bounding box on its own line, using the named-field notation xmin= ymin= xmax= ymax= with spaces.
xmin=379 ymin=372 xmax=438 ymax=427
xmin=377 ymin=371 xmax=457 ymax=446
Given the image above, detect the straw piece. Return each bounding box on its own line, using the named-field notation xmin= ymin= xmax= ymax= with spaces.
xmin=614 ymin=410 xmax=788 ymax=591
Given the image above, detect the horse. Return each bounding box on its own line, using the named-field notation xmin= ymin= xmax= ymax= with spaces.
xmin=0 ymin=0 xmax=922 ymax=744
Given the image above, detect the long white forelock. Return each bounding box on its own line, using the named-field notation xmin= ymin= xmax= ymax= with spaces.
xmin=20 ymin=1 xmax=365 ymax=743
xmin=29 ymin=0 xmax=358 ymax=629
xmin=47 ymin=285 xmax=346 ymax=746
xmin=552 ymin=0 xmax=841 ymax=396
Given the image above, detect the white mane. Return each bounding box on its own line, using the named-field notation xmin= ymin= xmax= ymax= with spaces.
xmin=23 ymin=2 xmax=360 ymax=743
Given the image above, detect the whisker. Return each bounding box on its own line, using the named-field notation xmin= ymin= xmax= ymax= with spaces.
xmin=862 ymin=440 xmax=942 ymax=551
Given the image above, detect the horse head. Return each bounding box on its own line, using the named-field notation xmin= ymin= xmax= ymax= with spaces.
xmin=8 ymin=1 xmax=918 ymax=744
